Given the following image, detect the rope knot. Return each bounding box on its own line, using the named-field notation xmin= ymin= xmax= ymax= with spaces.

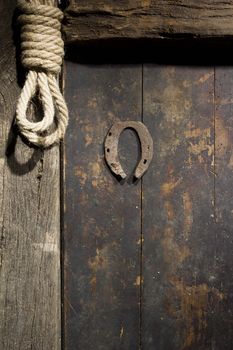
xmin=17 ymin=0 xmax=64 ymax=74
xmin=15 ymin=0 xmax=68 ymax=148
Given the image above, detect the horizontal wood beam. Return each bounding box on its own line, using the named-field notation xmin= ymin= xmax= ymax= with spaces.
xmin=63 ymin=0 xmax=233 ymax=47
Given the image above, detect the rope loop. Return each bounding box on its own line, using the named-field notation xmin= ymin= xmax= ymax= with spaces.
xmin=15 ymin=0 xmax=68 ymax=148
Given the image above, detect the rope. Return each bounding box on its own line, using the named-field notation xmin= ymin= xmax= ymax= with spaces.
xmin=15 ymin=0 xmax=68 ymax=148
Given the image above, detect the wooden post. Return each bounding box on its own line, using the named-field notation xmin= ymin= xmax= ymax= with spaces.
xmin=0 ymin=1 xmax=61 ymax=349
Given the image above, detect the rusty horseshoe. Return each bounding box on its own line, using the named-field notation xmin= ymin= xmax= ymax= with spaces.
xmin=104 ymin=121 xmax=153 ymax=180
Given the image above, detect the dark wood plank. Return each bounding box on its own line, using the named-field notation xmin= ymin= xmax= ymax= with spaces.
xmin=213 ymin=67 xmax=233 ymax=349
xmin=142 ymin=65 xmax=217 ymax=349
xmin=0 ymin=1 xmax=61 ymax=349
xmin=63 ymin=0 xmax=233 ymax=47
xmin=64 ymin=63 xmax=142 ymax=349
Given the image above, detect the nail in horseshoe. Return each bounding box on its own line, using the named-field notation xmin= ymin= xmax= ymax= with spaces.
xmin=104 ymin=121 xmax=153 ymax=180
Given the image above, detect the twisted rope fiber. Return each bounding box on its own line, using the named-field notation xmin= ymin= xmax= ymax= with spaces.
xmin=16 ymin=0 xmax=68 ymax=147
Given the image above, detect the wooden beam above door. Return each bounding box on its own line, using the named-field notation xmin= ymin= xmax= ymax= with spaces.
xmin=63 ymin=0 xmax=233 ymax=47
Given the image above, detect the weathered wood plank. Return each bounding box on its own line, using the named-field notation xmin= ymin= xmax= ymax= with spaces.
xmin=213 ymin=67 xmax=233 ymax=348
xmin=0 ymin=1 xmax=61 ymax=349
xmin=63 ymin=0 xmax=233 ymax=47
xmin=142 ymin=65 xmax=217 ymax=349
xmin=64 ymin=63 xmax=142 ymax=349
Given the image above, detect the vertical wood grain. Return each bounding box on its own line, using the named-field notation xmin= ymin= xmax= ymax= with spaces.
xmin=0 ymin=0 xmax=61 ymax=349
xmin=63 ymin=62 xmax=233 ymax=348
xmin=213 ymin=67 xmax=233 ymax=349
xmin=142 ymin=65 xmax=216 ymax=349
xmin=64 ymin=63 xmax=142 ymax=349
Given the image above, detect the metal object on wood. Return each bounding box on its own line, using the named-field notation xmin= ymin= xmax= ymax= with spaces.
xmin=104 ymin=121 xmax=153 ymax=180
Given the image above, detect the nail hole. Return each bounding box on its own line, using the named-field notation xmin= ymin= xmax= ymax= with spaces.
xmin=109 ymin=132 xmax=112 ymax=136
xmin=148 ymin=146 xmax=150 ymax=149
xmin=107 ymin=148 xmax=110 ymax=153
xmin=143 ymin=159 xmax=147 ymax=164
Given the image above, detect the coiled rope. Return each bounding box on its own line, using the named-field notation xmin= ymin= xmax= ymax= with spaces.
xmin=15 ymin=0 xmax=68 ymax=147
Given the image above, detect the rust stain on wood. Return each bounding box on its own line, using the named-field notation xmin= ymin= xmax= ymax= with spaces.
xmin=185 ymin=123 xmax=214 ymax=169
xmin=90 ymin=276 xmax=97 ymax=294
xmin=74 ymin=166 xmax=88 ymax=186
xmin=162 ymin=182 xmax=223 ymax=349
xmin=162 ymin=195 xmax=191 ymax=268
xmin=166 ymin=279 xmax=224 ymax=350
xmin=161 ymin=177 xmax=182 ymax=197
xmin=187 ymin=139 xmax=213 ymax=157
xmin=182 ymin=192 xmax=193 ymax=240
xmin=184 ymin=127 xmax=211 ymax=139
xmin=88 ymin=247 xmax=109 ymax=272
xmin=162 ymin=227 xmax=191 ymax=268
xmin=196 ymin=72 xmax=214 ymax=85
xmin=134 ymin=275 xmax=142 ymax=286
xmin=164 ymin=200 xmax=175 ymax=221
xmin=215 ymin=115 xmax=229 ymax=160
xmin=84 ymin=133 xmax=93 ymax=147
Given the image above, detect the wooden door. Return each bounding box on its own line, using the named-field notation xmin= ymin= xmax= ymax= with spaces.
xmin=63 ymin=62 xmax=233 ymax=349
xmin=2 ymin=1 xmax=233 ymax=349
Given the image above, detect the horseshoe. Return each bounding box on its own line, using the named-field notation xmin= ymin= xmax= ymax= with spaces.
xmin=104 ymin=121 xmax=153 ymax=180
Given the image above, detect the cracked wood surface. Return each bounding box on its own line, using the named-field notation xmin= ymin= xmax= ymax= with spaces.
xmin=63 ymin=0 xmax=233 ymax=47
xmin=0 ymin=1 xmax=61 ymax=349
